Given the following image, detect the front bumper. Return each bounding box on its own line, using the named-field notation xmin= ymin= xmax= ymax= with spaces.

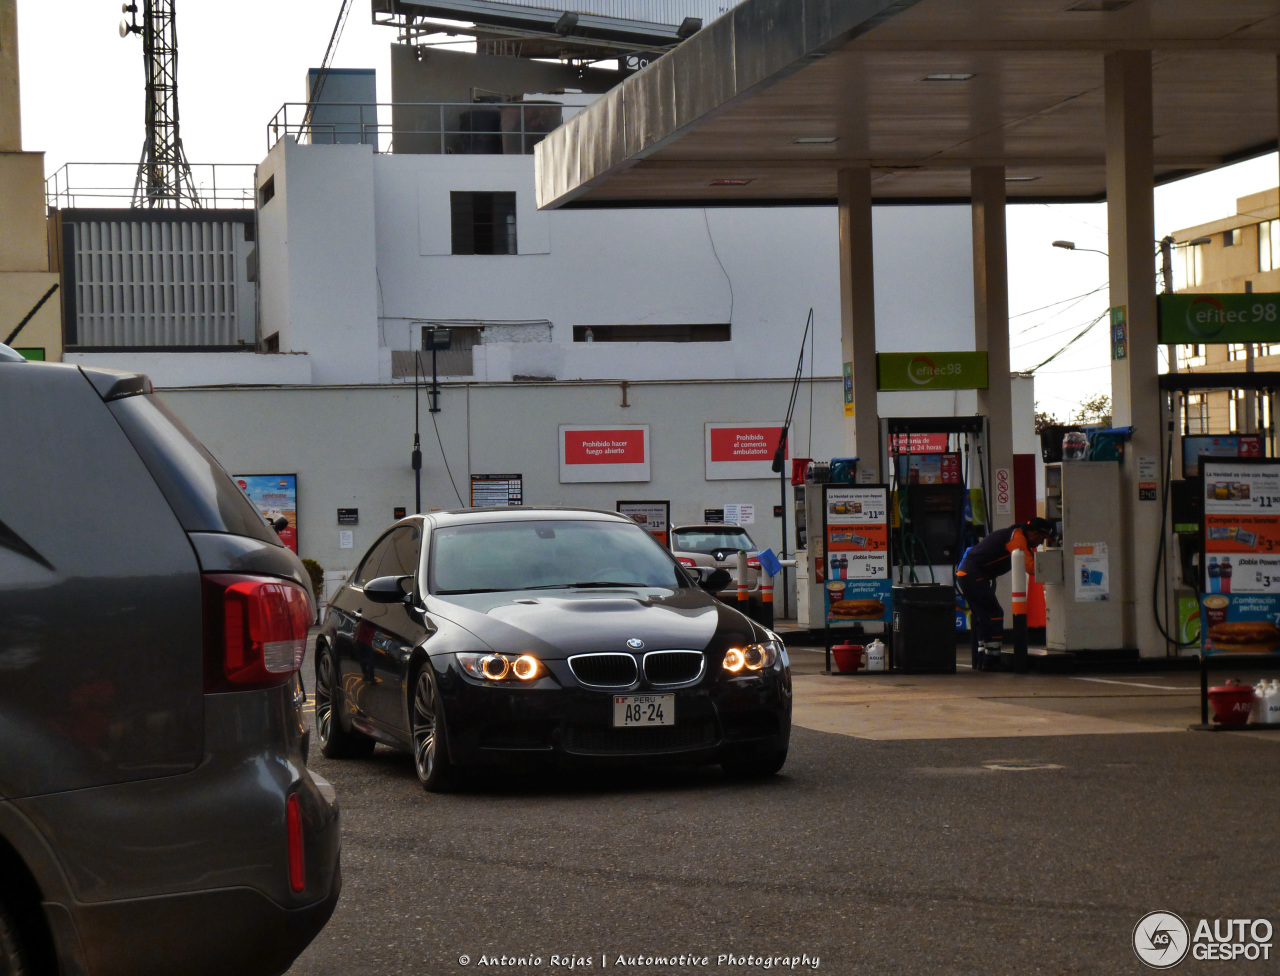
xmin=435 ymin=657 xmax=791 ymax=767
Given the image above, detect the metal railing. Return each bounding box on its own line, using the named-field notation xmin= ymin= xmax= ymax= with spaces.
xmin=267 ymin=101 xmax=574 ymax=156
xmin=45 ymin=162 xmax=256 ymax=211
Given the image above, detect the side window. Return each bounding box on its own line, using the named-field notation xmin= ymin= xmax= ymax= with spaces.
xmin=383 ymin=525 xmax=422 ymax=579
xmin=355 ymin=525 xmax=422 ymax=586
xmin=354 ymin=532 xmax=398 ymax=587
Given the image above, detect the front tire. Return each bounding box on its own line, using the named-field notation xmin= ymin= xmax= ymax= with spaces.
xmin=316 ymin=643 xmax=376 ymax=759
xmin=411 ymin=666 xmax=456 ymax=792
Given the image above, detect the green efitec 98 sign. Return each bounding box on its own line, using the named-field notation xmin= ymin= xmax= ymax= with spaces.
xmin=1158 ymin=293 xmax=1280 ymax=344
xmin=876 ymin=351 xmax=988 ymax=391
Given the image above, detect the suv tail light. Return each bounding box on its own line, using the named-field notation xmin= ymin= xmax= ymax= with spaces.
xmin=203 ymin=574 xmax=313 ymax=692
xmin=676 ymin=557 xmax=697 ymax=568
xmin=747 ymin=557 xmax=761 ymax=570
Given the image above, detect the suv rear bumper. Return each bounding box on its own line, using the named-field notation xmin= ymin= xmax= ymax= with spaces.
xmin=67 ymin=873 xmax=340 ymax=976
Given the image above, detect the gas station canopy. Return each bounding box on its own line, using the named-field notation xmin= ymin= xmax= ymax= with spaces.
xmin=536 ymin=0 xmax=1280 ymax=209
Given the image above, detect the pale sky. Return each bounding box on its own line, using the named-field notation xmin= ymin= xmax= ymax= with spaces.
xmin=14 ymin=0 xmax=1280 ymax=420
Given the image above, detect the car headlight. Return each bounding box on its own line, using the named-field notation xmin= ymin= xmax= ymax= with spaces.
xmin=722 ymin=640 xmax=781 ymax=674
xmin=457 ymin=651 xmax=543 ymax=682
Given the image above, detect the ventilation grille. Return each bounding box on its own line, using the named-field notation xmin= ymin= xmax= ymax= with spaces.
xmin=567 ymin=653 xmax=638 ymax=688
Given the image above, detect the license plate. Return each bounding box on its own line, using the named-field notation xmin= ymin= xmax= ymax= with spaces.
xmin=613 ymin=694 xmax=674 ymax=727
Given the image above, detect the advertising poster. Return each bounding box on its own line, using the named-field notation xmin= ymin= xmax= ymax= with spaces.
xmin=705 ymin=422 xmax=788 ymax=480
xmin=559 ymin=425 xmax=650 ymax=483
xmin=617 ymin=500 xmax=670 ymax=547
xmin=822 ymin=484 xmax=891 ymax=626
xmin=1073 ymin=542 xmax=1109 ymax=602
xmin=1201 ymin=458 xmax=1280 ymax=655
xmin=235 ymin=474 xmax=298 ymax=553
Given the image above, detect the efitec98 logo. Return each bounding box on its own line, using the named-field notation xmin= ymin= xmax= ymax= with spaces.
xmin=1134 ymin=911 xmax=1274 ymax=968
xmin=1133 ymin=911 xmax=1190 ymax=969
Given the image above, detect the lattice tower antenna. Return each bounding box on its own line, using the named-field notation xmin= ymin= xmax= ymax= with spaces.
xmin=121 ymin=1 xmax=200 ymax=208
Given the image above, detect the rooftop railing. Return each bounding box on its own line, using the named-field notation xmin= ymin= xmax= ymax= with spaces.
xmin=267 ymin=100 xmax=577 ymax=156
xmin=45 ymin=162 xmax=257 ymax=211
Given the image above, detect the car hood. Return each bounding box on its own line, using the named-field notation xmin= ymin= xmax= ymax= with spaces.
xmin=425 ymin=587 xmax=758 ymax=658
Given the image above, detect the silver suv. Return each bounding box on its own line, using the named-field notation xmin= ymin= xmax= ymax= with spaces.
xmin=669 ymin=523 xmax=762 ymax=605
xmin=0 ymin=350 xmax=340 ymax=975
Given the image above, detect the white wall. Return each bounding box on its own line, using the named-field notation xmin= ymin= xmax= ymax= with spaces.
xmin=161 ymin=377 xmax=846 ymax=581
xmin=259 ymin=144 xmax=979 ymax=388
xmin=257 ymin=137 xmax=381 ymax=384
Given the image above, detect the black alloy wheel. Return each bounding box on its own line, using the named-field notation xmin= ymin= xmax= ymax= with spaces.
xmin=411 ymin=666 xmax=455 ymax=792
xmin=316 ymin=643 xmax=375 ymax=759
xmin=0 ymin=900 xmax=27 ymax=976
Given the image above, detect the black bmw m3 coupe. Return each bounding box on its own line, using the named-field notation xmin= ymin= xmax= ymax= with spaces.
xmin=315 ymin=507 xmax=792 ymax=791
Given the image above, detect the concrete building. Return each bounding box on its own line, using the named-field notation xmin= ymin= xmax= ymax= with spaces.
xmin=6 ymin=8 xmax=1029 ymax=605
xmin=1168 ymin=187 xmax=1280 ymax=438
xmin=0 ymin=0 xmax=58 ymax=362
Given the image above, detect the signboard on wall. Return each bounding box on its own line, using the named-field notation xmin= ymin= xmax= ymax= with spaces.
xmin=617 ymin=500 xmax=670 ymax=546
xmin=1200 ymin=457 xmax=1280 ymax=655
xmin=471 ymin=473 xmax=523 ymax=506
xmin=876 ymin=351 xmax=988 ymax=391
xmin=821 ymin=484 xmax=892 ymax=627
xmin=559 ymin=425 xmax=650 ymax=483
xmin=1159 ymin=292 xmax=1280 ymax=344
xmin=235 ymin=474 xmax=298 ymax=554
xmin=705 ymin=423 xmax=787 ymax=480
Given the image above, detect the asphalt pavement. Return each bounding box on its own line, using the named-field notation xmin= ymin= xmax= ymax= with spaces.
xmin=288 ymin=629 xmax=1280 ymax=976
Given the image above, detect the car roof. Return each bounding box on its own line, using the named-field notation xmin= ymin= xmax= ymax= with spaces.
xmin=424 ymin=506 xmax=633 ymax=529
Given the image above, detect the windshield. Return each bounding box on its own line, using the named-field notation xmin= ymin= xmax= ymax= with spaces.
xmin=430 ymin=519 xmax=687 ymax=594
xmin=671 ymin=527 xmax=756 ymax=554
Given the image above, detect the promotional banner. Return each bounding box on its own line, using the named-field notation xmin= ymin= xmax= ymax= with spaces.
xmin=617 ymin=500 xmax=670 ymax=547
xmin=876 ymin=351 xmax=988 ymax=391
xmin=1201 ymin=457 xmax=1280 ymax=655
xmin=704 ymin=423 xmax=787 ymax=480
xmin=822 ymin=484 xmax=892 ymax=626
xmin=235 ymin=474 xmax=298 ymax=553
xmin=559 ymin=425 xmax=650 ymax=483
xmin=1159 ymin=292 xmax=1280 ymax=344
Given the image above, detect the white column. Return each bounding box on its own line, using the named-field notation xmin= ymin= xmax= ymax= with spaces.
xmin=1105 ymin=50 xmax=1164 ymax=655
xmin=838 ymin=166 xmax=880 ymax=479
xmin=972 ymin=166 xmax=1013 ymax=533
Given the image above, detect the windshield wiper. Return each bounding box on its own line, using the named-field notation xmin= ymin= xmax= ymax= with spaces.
xmin=522 ymin=581 xmax=643 ymax=590
xmin=434 ymin=587 xmax=508 ymax=595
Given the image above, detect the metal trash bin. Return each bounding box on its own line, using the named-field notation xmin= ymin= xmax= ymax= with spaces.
xmin=892 ymin=583 xmax=957 ymax=673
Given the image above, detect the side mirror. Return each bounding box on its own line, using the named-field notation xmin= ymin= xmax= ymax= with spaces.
xmin=270 ymin=516 xmax=289 ymax=532
xmin=363 ymin=574 xmax=414 ymax=604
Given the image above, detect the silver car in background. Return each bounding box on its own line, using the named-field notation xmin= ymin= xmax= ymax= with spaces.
xmin=669 ymin=523 xmax=762 ymax=607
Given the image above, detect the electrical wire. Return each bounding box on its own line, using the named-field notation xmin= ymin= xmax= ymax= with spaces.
xmin=1009 ymin=282 xmax=1110 ymax=321
xmin=415 ymin=352 xmax=466 ymax=507
xmin=1025 ymin=309 xmax=1109 ymax=372
xmin=702 ymin=209 xmax=734 ymax=324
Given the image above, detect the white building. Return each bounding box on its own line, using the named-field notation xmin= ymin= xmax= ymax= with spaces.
xmin=55 ymin=46 xmax=1021 ymax=595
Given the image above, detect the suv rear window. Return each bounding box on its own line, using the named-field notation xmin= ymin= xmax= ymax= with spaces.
xmin=109 ymin=394 xmax=281 ymax=545
xmin=671 ymin=527 xmax=756 ymax=553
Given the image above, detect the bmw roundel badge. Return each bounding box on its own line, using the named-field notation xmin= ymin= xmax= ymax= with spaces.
xmin=627 ymin=638 xmax=645 ymax=650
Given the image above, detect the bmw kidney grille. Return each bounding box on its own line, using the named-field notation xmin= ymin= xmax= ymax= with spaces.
xmin=643 ymin=651 xmax=705 ymax=686
xmin=568 ymin=653 xmax=638 ymax=688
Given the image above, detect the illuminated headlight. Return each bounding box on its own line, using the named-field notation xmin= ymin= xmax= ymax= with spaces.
xmin=722 ymin=641 xmax=781 ymax=674
xmin=457 ymin=652 xmax=543 ymax=682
